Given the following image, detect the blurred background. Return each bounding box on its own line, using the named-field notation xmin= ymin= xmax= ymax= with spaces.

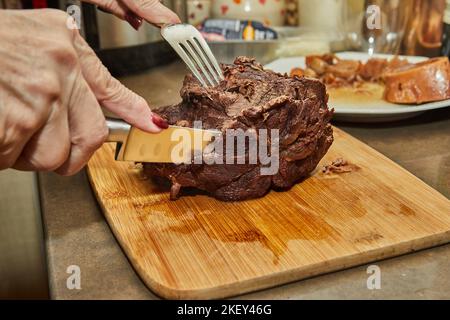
xmin=0 ymin=0 xmax=449 ymax=299
xmin=1 ymin=0 xmax=447 ymax=73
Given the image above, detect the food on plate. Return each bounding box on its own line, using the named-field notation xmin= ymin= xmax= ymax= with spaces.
xmin=144 ymin=57 xmax=334 ymax=201
xmin=291 ymin=54 xmax=410 ymax=89
xmin=383 ymin=57 xmax=450 ymax=104
xmin=290 ymin=54 xmax=450 ymax=104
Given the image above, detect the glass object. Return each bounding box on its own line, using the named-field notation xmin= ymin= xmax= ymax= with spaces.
xmin=402 ymin=0 xmax=445 ymax=57
xmin=297 ymin=0 xmax=348 ymax=50
xmin=442 ymin=0 xmax=450 ymax=56
xmin=346 ymin=0 xmax=413 ymax=55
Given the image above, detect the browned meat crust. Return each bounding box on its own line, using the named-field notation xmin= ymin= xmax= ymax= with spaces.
xmin=144 ymin=57 xmax=334 ymax=201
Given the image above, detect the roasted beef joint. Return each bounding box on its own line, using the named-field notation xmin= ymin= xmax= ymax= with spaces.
xmin=144 ymin=57 xmax=334 ymax=201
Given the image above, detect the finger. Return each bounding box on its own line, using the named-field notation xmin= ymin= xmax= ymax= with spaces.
xmin=13 ymin=102 xmax=71 ymax=172
xmin=119 ymin=0 xmax=181 ymax=26
xmin=72 ymin=33 xmax=165 ymax=133
xmin=0 ymin=95 xmax=48 ymax=170
xmin=83 ymin=0 xmax=126 ymax=19
xmin=54 ymin=74 xmax=108 ymax=176
xmin=83 ymin=0 xmax=143 ymax=30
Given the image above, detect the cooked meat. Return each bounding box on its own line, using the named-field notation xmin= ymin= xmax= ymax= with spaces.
xmin=383 ymin=57 xmax=450 ymax=104
xmin=299 ymin=54 xmax=411 ymax=87
xmin=144 ymin=57 xmax=334 ymax=201
xmin=383 ymin=56 xmax=411 ymax=74
xmin=290 ymin=67 xmax=305 ymax=78
xmin=306 ymin=56 xmax=329 ymax=75
xmin=291 ymin=54 xmax=449 ymax=104
xmin=306 ymin=54 xmax=339 ymax=66
xmin=359 ymin=58 xmax=388 ymax=81
xmin=325 ymin=60 xmax=362 ymax=81
xmin=302 ymin=54 xmax=376 ymax=87
xmin=322 ymin=158 xmax=359 ymax=174
xmin=359 ymin=57 xmax=410 ymax=81
xmin=290 ymin=67 xmax=317 ymax=79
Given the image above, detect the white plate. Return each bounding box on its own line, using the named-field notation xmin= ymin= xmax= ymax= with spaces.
xmin=265 ymin=52 xmax=450 ymax=123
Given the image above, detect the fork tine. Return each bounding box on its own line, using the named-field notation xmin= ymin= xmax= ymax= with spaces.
xmin=183 ymin=40 xmax=216 ymax=87
xmin=192 ymin=35 xmax=224 ymax=82
xmin=173 ymin=44 xmax=208 ymax=87
xmin=161 ymin=24 xmax=224 ymax=87
xmin=188 ymin=37 xmax=221 ymax=86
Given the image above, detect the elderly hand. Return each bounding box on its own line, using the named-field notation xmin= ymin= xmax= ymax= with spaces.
xmin=84 ymin=0 xmax=181 ymax=29
xmin=0 ymin=8 xmax=174 ymax=175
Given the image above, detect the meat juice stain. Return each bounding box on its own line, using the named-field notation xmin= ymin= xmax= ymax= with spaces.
xmin=132 ymin=161 xmax=377 ymax=265
xmin=132 ymin=159 xmax=374 ymax=265
xmin=386 ymin=203 xmax=416 ymax=217
xmin=319 ymin=158 xmax=417 ymax=220
xmin=307 ymin=169 xmax=368 ymax=220
xmin=139 ymin=194 xmax=340 ymax=265
xmin=144 ymin=208 xmax=284 ymax=264
xmin=399 ymin=204 xmax=416 ymax=217
xmin=102 ymin=189 xmax=129 ymax=199
xmin=353 ymin=232 xmax=384 ymax=244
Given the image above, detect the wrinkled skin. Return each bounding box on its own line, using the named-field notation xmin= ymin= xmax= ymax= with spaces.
xmin=84 ymin=0 xmax=180 ymax=28
xmin=0 ymin=2 xmax=179 ymax=175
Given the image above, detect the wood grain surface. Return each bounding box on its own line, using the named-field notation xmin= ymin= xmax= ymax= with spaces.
xmin=87 ymin=127 xmax=450 ymax=299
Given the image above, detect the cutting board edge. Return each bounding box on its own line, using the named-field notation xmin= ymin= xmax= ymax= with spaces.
xmin=87 ymin=131 xmax=450 ymax=300
xmin=85 ymin=165 xmax=450 ymax=300
xmin=124 ymin=232 xmax=450 ymax=299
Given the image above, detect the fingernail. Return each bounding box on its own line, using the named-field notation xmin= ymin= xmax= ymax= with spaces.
xmin=150 ymin=22 xmax=168 ymax=28
xmin=125 ymin=11 xmax=143 ymax=30
xmin=152 ymin=114 xmax=169 ymax=129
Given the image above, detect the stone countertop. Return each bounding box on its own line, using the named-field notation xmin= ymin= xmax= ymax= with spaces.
xmin=39 ymin=62 xmax=450 ymax=299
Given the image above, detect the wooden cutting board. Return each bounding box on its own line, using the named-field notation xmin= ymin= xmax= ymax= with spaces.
xmin=87 ymin=127 xmax=450 ymax=299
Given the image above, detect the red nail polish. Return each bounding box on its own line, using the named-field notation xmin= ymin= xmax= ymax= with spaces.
xmin=125 ymin=12 xmax=143 ymax=31
xmin=152 ymin=114 xmax=169 ymax=129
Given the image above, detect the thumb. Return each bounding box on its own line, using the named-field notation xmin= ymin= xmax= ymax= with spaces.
xmin=72 ymin=33 xmax=165 ymax=133
xmin=120 ymin=0 xmax=181 ymax=26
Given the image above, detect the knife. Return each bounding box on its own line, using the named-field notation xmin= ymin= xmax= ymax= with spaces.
xmin=106 ymin=118 xmax=220 ymax=163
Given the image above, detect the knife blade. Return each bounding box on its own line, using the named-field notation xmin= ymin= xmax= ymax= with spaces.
xmin=106 ymin=118 xmax=220 ymax=163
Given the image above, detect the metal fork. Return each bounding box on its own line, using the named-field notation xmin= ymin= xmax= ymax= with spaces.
xmin=161 ymin=24 xmax=224 ymax=87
